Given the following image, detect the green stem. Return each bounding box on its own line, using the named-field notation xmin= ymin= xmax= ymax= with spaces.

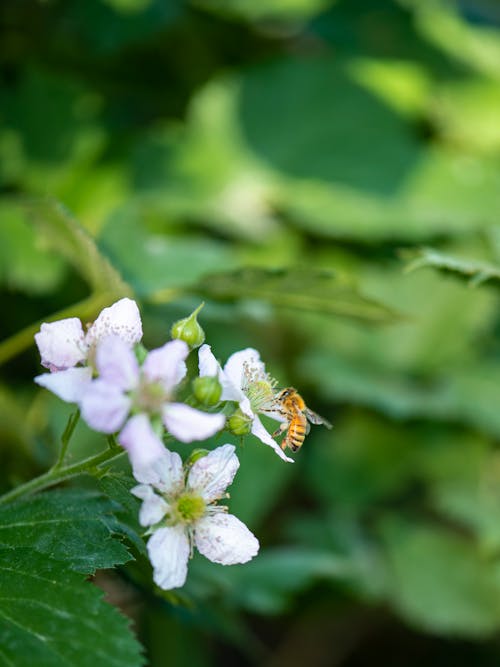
xmin=53 ymin=409 xmax=80 ymax=470
xmin=0 ymin=446 xmax=125 ymax=507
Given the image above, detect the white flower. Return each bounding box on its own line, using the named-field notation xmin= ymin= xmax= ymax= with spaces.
xmin=34 ymin=298 xmax=143 ymax=403
xmin=80 ymin=336 xmax=225 ymax=442
xmin=129 ymin=436 xmax=259 ymax=590
xmin=198 ymin=344 xmax=294 ymax=463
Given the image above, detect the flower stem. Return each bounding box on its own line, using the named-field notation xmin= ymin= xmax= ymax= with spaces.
xmin=53 ymin=409 xmax=80 ymax=470
xmin=0 ymin=445 xmax=125 ymax=507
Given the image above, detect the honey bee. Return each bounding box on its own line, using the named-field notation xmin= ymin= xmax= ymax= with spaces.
xmin=269 ymin=387 xmax=332 ymax=452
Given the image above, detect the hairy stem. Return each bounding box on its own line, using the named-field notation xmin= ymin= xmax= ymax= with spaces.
xmin=0 ymin=445 xmax=125 ymax=507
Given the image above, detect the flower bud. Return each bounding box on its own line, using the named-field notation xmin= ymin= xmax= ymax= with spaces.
xmin=192 ymin=376 xmax=222 ymax=406
xmin=227 ymin=408 xmax=252 ymax=436
xmin=170 ymin=303 xmax=205 ymax=349
xmin=185 ymin=448 xmax=209 ymax=469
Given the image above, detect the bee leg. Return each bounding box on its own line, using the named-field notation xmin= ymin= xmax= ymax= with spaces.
xmin=272 ymin=423 xmax=288 ymax=438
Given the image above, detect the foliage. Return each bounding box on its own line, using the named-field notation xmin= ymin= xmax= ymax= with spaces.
xmin=3 ymin=0 xmax=500 ymax=665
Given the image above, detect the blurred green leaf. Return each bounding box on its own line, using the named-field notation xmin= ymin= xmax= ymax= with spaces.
xmin=190 ymin=547 xmax=354 ymax=615
xmin=228 ymin=435 xmax=295 ymax=528
xmin=193 ymin=0 xmax=332 ymax=22
xmin=416 ymin=433 xmax=500 ymax=553
xmin=297 ymin=263 xmax=497 ymax=373
xmin=404 ymin=247 xmax=500 ymax=287
xmin=300 ymin=349 xmax=500 ymax=439
xmin=428 ymin=78 xmax=500 ymax=153
xmin=0 ymin=202 xmax=65 ymax=294
xmin=239 ymin=58 xmax=420 ymax=195
xmin=2 ymin=68 xmax=97 ymax=165
xmin=411 ymin=1 xmax=500 ymax=81
xmin=183 ymin=267 xmax=402 ymax=323
xmin=64 ymin=0 xmax=182 ymax=53
xmin=381 ymin=521 xmax=500 ymax=636
xmin=305 ymin=412 xmax=417 ymax=509
xmin=99 ymin=209 xmax=236 ymax=297
xmin=279 ymin=148 xmax=500 ymax=241
xmin=27 ymin=198 xmax=130 ymax=297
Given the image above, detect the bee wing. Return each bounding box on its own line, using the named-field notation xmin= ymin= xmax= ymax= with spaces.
xmin=305 ymin=408 xmax=332 ymax=429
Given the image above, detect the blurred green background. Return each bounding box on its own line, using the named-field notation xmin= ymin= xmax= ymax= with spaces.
xmin=3 ymin=0 xmax=500 ymax=664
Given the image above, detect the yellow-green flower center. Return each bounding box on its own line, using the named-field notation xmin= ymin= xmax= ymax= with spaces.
xmin=133 ymin=379 xmax=167 ymax=413
xmin=246 ymin=379 xmax=275 ymax=412
xmin=175 ymin=493 xmax=206 ymax=523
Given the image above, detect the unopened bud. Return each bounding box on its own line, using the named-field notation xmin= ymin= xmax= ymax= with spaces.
xmin=170 ymin=303 xmax=205 ymax=349
xmin=192 ymin=376 xmax=222 ymax=406
xmin=185 ymin=448 xmax=209 ymax=469
xmin=227 ymin=408 xmax=252 ymax=436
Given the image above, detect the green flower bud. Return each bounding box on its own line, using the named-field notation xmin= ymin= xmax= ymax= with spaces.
xmin=192 ymin=376 xmax=222 ymax=406
xmin=170 ymin=303 xmax=205 ymax=349
xmin=185 ymin=448 xmax=209 ymax=469
xmin=227 ymin=408 xmax=252 ymax=436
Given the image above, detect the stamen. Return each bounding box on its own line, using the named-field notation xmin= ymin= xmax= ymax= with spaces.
xmin=242 ymin=360 xmax=278 ymax=412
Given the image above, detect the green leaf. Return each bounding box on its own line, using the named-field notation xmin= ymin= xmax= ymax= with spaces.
xmin=26 ymin=198 xmax=130 ymax=297
xmin=300 ymin=349 xmax=500 ymax=439
xmin=239 ymin=58 xmax=420 ymax=195
xmin=410 ymin=2 xmax=500 ymax=82
xmin=0 ymin=489 xmax=131 ymax=574
xmin=64 ymin=0 xmax=182 ymax=54
xmin=192 ymin=0 xmax=332 ymax=23
xmin=227 ymin=434 xmax=294 ymax=528
xmin=404 ymin=247 xmax=500 ymax=287
xmin=0 ymin=489 xmax=144 ymax=666
xmin=0 ymin=202 xmax=65 ymax=294
xmin=0 ymin=548 xmax=144 ymax=667
xmin=279 ymin=148 xmax=500 ymax=242
xmin=304 ymin=412 xmax=418 ymax=509
xmin=99 ymin=209 xmax=235 ymax=297
xmin=98 ymin=473 xmax=147 ymax=557
xmin=190 ymin=547 xmax=354 ymax=615
xmin=381 ymin=521 xmax=500 ymax=636
xmin=185 ymin=267 xmax=401 ymax=324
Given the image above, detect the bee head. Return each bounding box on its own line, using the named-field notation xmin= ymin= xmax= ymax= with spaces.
xmin=277 ymin=387 xmax=296 ymax=399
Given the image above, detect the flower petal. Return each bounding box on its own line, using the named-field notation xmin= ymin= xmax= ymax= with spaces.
xmin=80 ymin=379 xmax=131 ymax=433
xmin=198 ymin=345 xmax=243 ymax=402
xmin=131 ymin=484 xmax=169 ymax=527
xmin=194 ymin=512 xmax=259 ymax=565
xmin=224 ymin=348 xmax=264 ymax=391
xmin=86 ymin=298 xmax=143 ymax=347
xmin=35 ymin=318 xmax=87 ymax=371
xmin=119 ymin=415 xmax=184 ymax=491
xmin=34 ymin=367 xmax=92 ymax=403
xmin=251 ymin=416 xmax=295 ymax=463
xmin=198 ymin=344 xmax=220 ymax=377
xmin=142 ymin=339 xmax=188 ymax=392
xmin=187 ymin=444 xmax=239 ymax=502
xmin=163 ymin=403 xmax=225 ymax=443
xmin=147 ymin=525 xmax=190 ymax=590
xmin=95 ymin=335 xmax=139 ymax=390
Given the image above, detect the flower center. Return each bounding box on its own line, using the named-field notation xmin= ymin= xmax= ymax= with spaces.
xmin=133 ymin=379 xmax=168 ymax=414
xmin=175 ymin=493 xmax=206 ymax=523
xmin=242 ymin=361 xmax=277 ymax=412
